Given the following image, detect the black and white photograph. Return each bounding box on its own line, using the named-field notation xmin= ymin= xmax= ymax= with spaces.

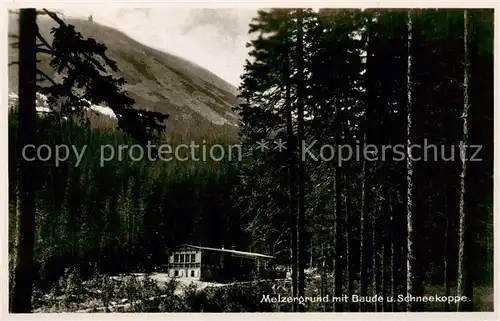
xmin=6 ymin=5 xmax=495 ymax=313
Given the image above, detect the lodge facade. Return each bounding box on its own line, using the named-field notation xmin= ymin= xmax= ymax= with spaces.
xmin=165 ymin=244 xmax=273 ymax=282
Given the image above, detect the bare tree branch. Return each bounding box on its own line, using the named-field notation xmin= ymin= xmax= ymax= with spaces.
xmin=36 ymin=69 xmax=57 ymax=86
xmin=36 ymin=31 xmax=53 ymax=51
xmin=37 ymin=48 xmax=54 ymax=56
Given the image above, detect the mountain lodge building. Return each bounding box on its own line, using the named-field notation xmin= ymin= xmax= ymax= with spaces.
xmin=165 ymin=244 xmax=273 ymax=282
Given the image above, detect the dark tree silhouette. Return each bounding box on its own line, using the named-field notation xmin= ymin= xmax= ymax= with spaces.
xmin=11 ymin=8 xmax=38 ymax=313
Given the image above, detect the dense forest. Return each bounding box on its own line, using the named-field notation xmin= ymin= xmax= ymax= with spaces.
xmin=9 ymin=8 xmax=493 ymax=312
xmin=234 ymin=8 xmax=494 ymax=312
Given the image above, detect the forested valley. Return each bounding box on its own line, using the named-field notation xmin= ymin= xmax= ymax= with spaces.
xmin=9 ymin=8 xmax=493 ymax=312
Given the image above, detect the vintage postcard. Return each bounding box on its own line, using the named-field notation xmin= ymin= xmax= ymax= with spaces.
xmin=4 ymin=3 xmax=496 ymax=317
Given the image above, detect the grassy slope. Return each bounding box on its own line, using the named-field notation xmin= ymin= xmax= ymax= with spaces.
xmin=8 ymin=13 xmax=240 ymax=139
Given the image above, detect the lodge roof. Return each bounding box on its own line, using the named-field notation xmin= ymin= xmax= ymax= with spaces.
xmin=173 ymin=244 xmax=274 ymax=259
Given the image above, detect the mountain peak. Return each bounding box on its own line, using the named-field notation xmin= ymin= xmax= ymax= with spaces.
xmin=8 ymin=14 xmax=240 ymax=139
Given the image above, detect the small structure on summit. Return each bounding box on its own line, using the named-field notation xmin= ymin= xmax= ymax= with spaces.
xmin=164 ymin=244 xmax=273 ymax=283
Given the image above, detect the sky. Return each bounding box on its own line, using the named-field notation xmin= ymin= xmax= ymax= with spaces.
xmin=59 ymin=8 xmax=259 ymax=87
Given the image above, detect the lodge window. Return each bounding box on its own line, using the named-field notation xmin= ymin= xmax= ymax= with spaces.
xmin=191 ymin=270 xmax=195 ymax=277
xmin=172 ymin=253 xmax=199 ymax=268
xmin=174 ymin=270 xmax=179 ymax=277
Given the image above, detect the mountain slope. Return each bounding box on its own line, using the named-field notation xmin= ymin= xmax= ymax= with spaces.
xmin=8 ymin=14 xmax=240 ymax=138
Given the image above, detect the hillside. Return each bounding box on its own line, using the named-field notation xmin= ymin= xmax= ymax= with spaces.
xmin=8 ymin=13 xmax=240 ymax=138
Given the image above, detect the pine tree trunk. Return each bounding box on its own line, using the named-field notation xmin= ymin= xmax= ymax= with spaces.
xmin=295 ymin=8 xmax=306 ymax=311
xmin=345 ymin=176 xmax=354 ymax=312
xmin=283 ymin=30 xmax=298 ymax=312
xmin=382 ymin=195 xmax=391 ymax=312
xmin=457 ymin=9 xmax=471 ymax=312
xmin=310 ymin=239 xmax=313 ymax=269
xmin=381 ymin=238 xmax=386 ymax=312
xmin=10 ymin=187 xmax=20 ymax=309
xmin=444 ymin=210 xmax=450 ymax=311
xmin=321 ymin=248 xmax=326 ymax=312
xmin=334 ymin=165 xmax=343 ymax=312
xmin=391 ymin=210 xmax=396 ymax=312
xmin=11 ymin=8 xmax=38 ymax=313
xmin=406 ymin=10 xmax=415 ymax=312
xmin=372 ymin=221 xmax=376 ymax=312
xmin=372 ymin=210 xmax=381 ymax=312
xmin=359 ymin=148 xmax=369 ymax=312
xmin=334 ymin=93 xmax=343 ymax=312
xmin=359 ymin=17 xmax=372 ymax=312
xmin=444 ymin=11 xmax=453 ymax=312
